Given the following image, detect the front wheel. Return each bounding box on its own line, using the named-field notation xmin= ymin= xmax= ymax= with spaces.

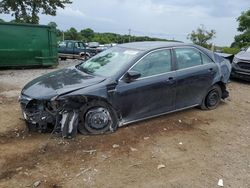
xmin=78 ymin=101 xmax=119 ymax=135
xmin=200 ymin=85 xmax=222 ymax=110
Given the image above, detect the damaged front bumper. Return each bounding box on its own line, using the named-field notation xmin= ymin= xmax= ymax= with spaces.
xmin=19 ymin=94 xmax=79 ymax=138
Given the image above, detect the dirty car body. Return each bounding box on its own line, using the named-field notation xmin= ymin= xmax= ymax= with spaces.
xmin=231 ymin=47 xmax=250 ymax=81
xmin=19 ymin=42 xmax=231 ymax=138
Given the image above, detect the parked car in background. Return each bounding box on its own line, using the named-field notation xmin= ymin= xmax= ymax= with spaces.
xmin=58 ymin=40 xmax=102 ymax=60
xmin=231 ymin=47 xmax=250 ymax=81
xmin=19 ymin=42 xmax=231 ymax=138
xmin=96 ymin=45 xmax=109 ymax=51
xmin=88 ymin=42 xmax=100 ymax=48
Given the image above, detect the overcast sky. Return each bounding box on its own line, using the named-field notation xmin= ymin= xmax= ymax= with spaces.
xmin=1 ymin=0 xmax=249 ymax=46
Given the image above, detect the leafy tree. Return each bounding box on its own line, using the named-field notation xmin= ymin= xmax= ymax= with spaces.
xmin=0 ymin=0 xmax=72 ymax=24
xmin=64 ymin=27 xmax=79 ymax=40
xmin=48 ymin=21 xmax=58 ymax=28
xmin=80 ymin=28 xmax=94 ymax=42
xmin=59 ymin=27 xmax=176 ymax=44
xmin=237 ymin=9 xmax=250 ymax=32
xmin=47 ymin=21 xmax=63 ymax=40
xmin=0 ymin=18 xmax=4 ymax=22
xmin=188 ymin=25 xmax=216 ymax=48
xmin=231 ymin=9 xmax=250 ymax=48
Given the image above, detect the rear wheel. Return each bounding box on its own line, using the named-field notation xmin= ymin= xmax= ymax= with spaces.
xmin=80 ymin=53 xmax=90 ymax=60
xmin=200 ymin=85 xmax=222 ymax=110
xmin=60 ymin=57 xmax=67 ymax=61
xmin=78 ymin=101 xmax=118 ymax=135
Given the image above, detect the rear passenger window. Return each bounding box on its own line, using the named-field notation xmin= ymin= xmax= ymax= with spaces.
xmin=175 ymin=48 xmax=202 ymax=69
xmin=67 ymin=42 xmax=74 ymax=49
xmin=201 ymin=53 xmax=213 ymax=64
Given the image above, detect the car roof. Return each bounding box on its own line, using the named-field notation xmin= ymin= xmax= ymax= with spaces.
xmin=118 ymin=41 xmax=216 ymax=62
xmin=63 ymin=40 xmax=82 ymax=42
xmin=118 ymin=41 xmax=186 ymax=51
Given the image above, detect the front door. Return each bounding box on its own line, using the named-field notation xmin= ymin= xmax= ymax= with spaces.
xmin=115 ymin=49 xmax=177 ymax=123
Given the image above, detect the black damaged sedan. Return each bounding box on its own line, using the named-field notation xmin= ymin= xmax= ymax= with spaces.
xmin=19 ymin=42 xmax=231 ymax=138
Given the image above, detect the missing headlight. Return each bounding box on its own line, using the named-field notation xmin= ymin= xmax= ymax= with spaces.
xmin=26 ymin=99 xmax=44 ymax=114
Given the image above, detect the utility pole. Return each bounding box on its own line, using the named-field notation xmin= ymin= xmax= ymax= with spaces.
xmin=128 ymin=28 xmax=131 ymax=43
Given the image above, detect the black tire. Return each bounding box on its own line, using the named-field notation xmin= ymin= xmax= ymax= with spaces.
xmin=80 ymin=54 xmax=90 ymax=60
xmin=200 ymin=85 xmax=222 ymax=110
xmin=60 ymin=57 xmax=67 ymax=61
xmin=78 ymin=100 xmax=119 ymax=135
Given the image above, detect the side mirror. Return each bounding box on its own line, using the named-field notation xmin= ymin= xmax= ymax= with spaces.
xmin=124 ymin=70 xmax=141 ymax=82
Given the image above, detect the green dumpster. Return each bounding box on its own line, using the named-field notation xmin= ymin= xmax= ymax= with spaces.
xmin=0 ymin=22 xmax=58 ymax=67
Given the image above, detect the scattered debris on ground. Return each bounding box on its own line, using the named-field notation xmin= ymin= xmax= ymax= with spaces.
xmin=218 ymin=179 xmax=224 ymax=187
xmin=112 ymin=144 xmax=120 ymax=148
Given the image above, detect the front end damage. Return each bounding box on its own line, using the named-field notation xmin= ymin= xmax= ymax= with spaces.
xmin=19 ymin=94 xmax=85 ymax=138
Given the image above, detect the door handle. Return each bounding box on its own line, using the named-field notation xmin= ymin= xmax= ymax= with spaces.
xmin=208 ymin=68 xmax=216 ymax=74
xmin=168 ymin=77 xmax=174 ymax=80
xmin=166 ymin=77 xmax=175 ymax=84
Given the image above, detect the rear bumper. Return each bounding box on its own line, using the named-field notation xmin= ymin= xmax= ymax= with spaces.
xmin=231 ymin=63 xmax=250 ymax=81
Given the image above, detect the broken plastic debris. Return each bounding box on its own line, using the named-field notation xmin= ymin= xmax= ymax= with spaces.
xmin=179 ymin=142 xmax=183 ymax=145
xmin=144 ymin=137 xmax=150 ymax=140
xmin=82 ymin=149 xmax=96 ymax=155
xmin=16 ymin=167 xmax=23 ymax=171
xmin=129 ymin=163 xmax=142 ymax=168
xmin=76 ymin=168 xmax=91 ymax=177
xmin=178 ymin=119 xmax=182 ymax=123
xmin=157 ymin=164 xmax=166 ymax=169
xmin=217 ymin=179 xmax=224 ymax=187
xmin=163 ymin=128 xmax=167 ymax=131
xmin=112 ymin=144 xmax=120 ymax=148
xmin=101 ymin=154 xmax=108 ymax=160
xmin=33 ymin=180 xmax=41 ymax=187
xmin=130 ymin=147 xmax=138 ymax=152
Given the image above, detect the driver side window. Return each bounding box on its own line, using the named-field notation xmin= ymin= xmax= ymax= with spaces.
xmin=131 ymin=49 xmax=172 ymax=78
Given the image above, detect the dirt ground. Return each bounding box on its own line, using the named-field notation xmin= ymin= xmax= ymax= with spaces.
xmin=0 ymin=61 xmax=250 ymax=188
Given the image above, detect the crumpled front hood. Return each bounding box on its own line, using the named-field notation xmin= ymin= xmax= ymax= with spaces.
xmin=22 ymin=66 xmax=106 ymax=99
xmin=235 ymin=51 xmax=250 ymax=61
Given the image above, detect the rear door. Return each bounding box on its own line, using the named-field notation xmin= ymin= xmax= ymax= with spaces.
xmin=173 ymin=47 xmax=218 ymax=109
xmin=115 ymin=48 xmax=176 ymax=123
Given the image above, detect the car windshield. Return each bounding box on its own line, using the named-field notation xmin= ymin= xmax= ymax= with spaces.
xmin=78 ymin=46 xmax=141 ymax=77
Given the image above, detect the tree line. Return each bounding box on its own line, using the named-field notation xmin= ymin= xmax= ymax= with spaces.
xmin=47 ymin=23 xmax=172 ymax=44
